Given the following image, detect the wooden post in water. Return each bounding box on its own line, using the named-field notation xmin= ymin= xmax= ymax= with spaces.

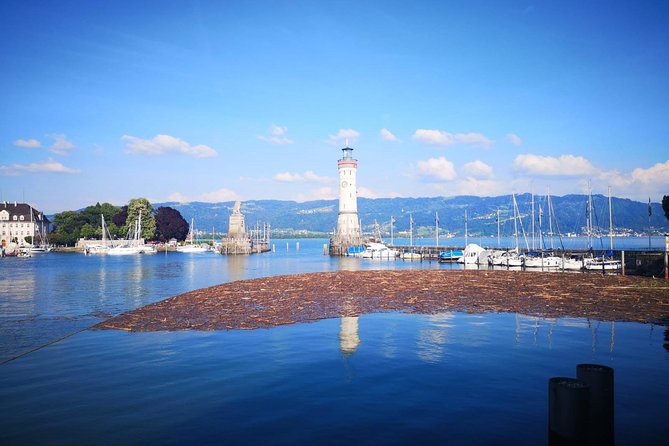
xmin=548 ymin=377 xmax=589 ymax=445
xmin=576 ymin=364 xmax=614 ymax=446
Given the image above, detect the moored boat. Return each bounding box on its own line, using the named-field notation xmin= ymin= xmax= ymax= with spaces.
xmin=361 ymin=242 xmax=398 ymax=259
xmin=438 ymin=249 xmax=463 ymax=263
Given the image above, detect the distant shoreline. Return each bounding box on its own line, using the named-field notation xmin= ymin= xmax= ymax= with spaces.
xmin=94 ymin=270 xmax=669 ymax=332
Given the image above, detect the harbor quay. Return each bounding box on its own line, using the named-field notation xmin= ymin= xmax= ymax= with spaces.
xmin=334 ymin=243 xmax=669 ymax=278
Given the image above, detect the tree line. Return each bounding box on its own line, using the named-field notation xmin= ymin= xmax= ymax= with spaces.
xmin=50 ymin=198 xmax=190 ymax=246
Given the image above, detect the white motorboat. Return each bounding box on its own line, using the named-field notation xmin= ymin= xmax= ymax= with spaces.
xmin=400 ymin=250 xmax=422 ymax=260
xmin=361 ymin=242 xmax=398 ymax=259
xmin=488 ymin=249 xmax=524 ymax=267
xmin=523 ymin=253 xmax=562 ymax=269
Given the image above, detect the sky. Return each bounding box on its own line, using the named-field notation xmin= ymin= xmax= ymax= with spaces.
xmin=1 ymin=1 xmax=668 ymax=214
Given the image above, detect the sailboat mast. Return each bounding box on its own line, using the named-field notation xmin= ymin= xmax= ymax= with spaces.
xmin=608 ymin=186 xmax=613 ymax=250
xmin=497 ymin=209 xmax=500 ymax=248
xmin=435 ymin=211 xmax=439 ymax=247
xmin=548 ymin=188 xmax=554 ymax=250
xmin=538 ymin=202 xmax=543 ymax=250
xmin=513 ymin=194 xmax=519 ymax=252
xmin=531 ymin=192 xmax=535 ymax=250
xmin=390 ymin=216 xmax=394 ymax=245
xmin=464 ymin=209 xmax=468 ymax=247
xmin=587 ymin=181 xmax=593 ymax=250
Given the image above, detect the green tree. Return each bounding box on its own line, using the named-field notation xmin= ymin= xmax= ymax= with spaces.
xmin=663 ymin=195 xmax=669 ymax=221
xmin=52 ymin=210 xmax=81 ymax=246
xmin=125 ymin=198 xmax=156 ymax=240
xmin=106 ymin=222 xmax=122 ymax=239
xmin=80 ymin=223 xmax=96 ymax=239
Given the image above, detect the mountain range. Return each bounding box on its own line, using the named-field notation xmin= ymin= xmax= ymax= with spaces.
xmin=157 ymin=194 xmax=668 ymax=237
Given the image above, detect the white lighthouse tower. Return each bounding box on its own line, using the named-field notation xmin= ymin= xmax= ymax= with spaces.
xmin=333 ymin=144 xmax=361 ymax=251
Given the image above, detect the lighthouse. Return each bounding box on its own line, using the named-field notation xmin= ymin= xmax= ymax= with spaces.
xmin=331 ymin=144 xmax=361 ymax=254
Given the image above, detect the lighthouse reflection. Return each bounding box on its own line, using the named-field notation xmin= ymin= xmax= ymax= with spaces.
xmin=339 ymin=316 xmax=360 ymax=355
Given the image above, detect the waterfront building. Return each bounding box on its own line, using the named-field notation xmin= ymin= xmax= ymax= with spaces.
xmin=330 ymin=144 xmax=362 ymax=255
xmin=0 ymin=201 xmax=51 ymax=248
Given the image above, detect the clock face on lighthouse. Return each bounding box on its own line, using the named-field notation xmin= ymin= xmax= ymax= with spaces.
xmin=341 ymin=181 xmax=348 ymax=188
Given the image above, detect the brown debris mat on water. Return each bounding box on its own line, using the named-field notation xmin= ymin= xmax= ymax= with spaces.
xmin=92 ymin=270 xmax=669 ymax=332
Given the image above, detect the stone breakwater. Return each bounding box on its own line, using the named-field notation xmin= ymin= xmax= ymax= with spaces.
xmin=93 ymin=270 xmax=669 ymax=332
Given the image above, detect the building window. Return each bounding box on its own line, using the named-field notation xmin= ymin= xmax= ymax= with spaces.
xmin=13 ymin=215 xmax=17 ymax=221
xmin=19 ymin=215 xmax=24 ymax=221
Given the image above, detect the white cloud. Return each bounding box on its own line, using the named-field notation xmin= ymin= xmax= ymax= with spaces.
xmin=270 ymin=124 xmax=287 ymax=136
xmin=122 ymin=134 xmax=217 ymax=158
xmin=358 ymin=186 xmax=380 ymax=198
xmin=462 ymin=160 xmax=494 ymax=179
xmin=456 ymin=178 xmax=502 ymax=196
xmin=630 ymin=160 xmax=669 ymax=185
xmin=296 ymin=187 xmax=337 ymax=201
xmin=168 ymin=188 xmax=239 ymax=203
xmin=506 ymin=133 xmax=523 ymax=146
xmin=49 ymin=134 xmax=75 ymax=155
xmin=513 ymin=153 xmax=596 ymax=176
xmin=274 ymin=170 xmax=330 ymax=183
xmin=258 ymin=124 xmax=294 ymax=144
xmin=328 ymin=128 xmax=360 ymax=145
xmin=412 ymin=129 xmax=493 ymax=147
xmin=416 ymin=156 xmax=457 ymax=181
xmin=413 ymin=129 xmax=453 ymax=145
xmin=380 ymin=128 xmax=400 ymax=142
xmin=456 ymin=133 xmax=494 ymax=146
xmin=14 ymin=138 xmax=41 ymax=149
xmin=0 ymin=158 xmax=80 ymax=176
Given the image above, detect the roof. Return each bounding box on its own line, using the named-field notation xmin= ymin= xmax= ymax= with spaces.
xmin=0 ymin=202 xmax=51 ymax=222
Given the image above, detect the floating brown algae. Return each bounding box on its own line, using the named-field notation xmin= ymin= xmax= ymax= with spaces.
xmin=92 ymin=270 xmax=669 ymax=332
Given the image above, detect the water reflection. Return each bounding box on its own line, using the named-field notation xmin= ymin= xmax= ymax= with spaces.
xmin=227 ymin=255 xmax=249 ymax=283
xmin=339 ymin=316 xmax=360 ymax=355
xmin=0 ymin=275 xmax=36 ymax=317
xmin=416 ymin=313 xmax=454 ymax=363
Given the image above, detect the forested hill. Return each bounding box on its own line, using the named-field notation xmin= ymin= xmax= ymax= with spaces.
xmin=158 ymin=194 xmax=669 ymax=236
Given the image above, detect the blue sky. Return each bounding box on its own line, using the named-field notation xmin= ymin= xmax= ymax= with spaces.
xmin=1 ymin=1 xmax=668 ymax=213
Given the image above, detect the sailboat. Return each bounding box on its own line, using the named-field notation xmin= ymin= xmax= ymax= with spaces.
xmin=177 ymin=218 xmax=211 ymax=253
xmin=86 ymin=214 xmax=113 ymax=254
xmin=401 ymin=213 xmax=422 ymax=260
xmin=585 ymin=187 xmax=621 ymax=271
xmin=28 ymin=206 xmax=51 ymax=253
xmin=524 ymin=192 xmax=564 ymax=269
xmin=108 ymin=211 xmax=156 ymax=255
xmin=489 ymin=194 xmax=524 ymax=267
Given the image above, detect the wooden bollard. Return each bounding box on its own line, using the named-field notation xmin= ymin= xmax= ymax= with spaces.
xmin=577 ymin=364 xmax=614 ymax=446
xmin=548 ymin=377 xmax=589 ymax=445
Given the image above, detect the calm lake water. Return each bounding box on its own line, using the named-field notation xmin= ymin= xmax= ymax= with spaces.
xmin=1 ymin=238 xmax=668 ymax=445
